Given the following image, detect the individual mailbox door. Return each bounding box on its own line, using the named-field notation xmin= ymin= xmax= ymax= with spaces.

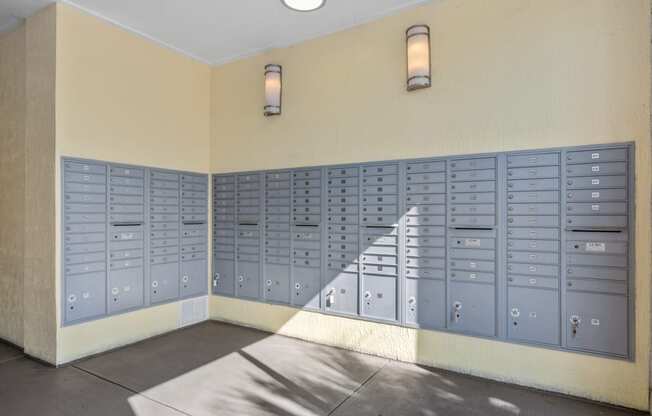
xmin=264 ymin=266 xmax=290 ymax=304
xmin=566 ymin=292 xmax=628 ymax=357
xmin=507 ymin=287 xmax=560 ymax=345
xmin=361 ymin=275 xmax=397 ymax=322
xmin=405 ymin=278 xmax=445 ymax=329
xmin=65 ymin=272 xmax=106 ymax=323
xmin=449 ymin=282 xmax=496 ymax=337
xmin=292 ymin=267 xmax=321 ymax=309
xmin=324 ymin=272 xmax=359 ymax=316
xmin=214 ymin=258 xmax=235 ymax=296
xmin=108 ymin=259 xmax=144 ymax=314
xmin=150 ymin=260 xmax=180 ymax=304
xmin=236 ymin=261 xmax=260 ymax=299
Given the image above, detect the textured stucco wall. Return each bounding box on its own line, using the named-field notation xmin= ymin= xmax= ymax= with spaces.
xmin=210 ymin=0 xmax=651 ymax=410
xmin=54 ymin=3 xmax=211 ymax=365
xmin=24 ymin=5 xmax=57 ymax=363
xmin=0 ymin=24 xmax=26 ymax=348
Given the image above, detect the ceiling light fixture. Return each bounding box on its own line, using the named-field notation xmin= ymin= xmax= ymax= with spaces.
xmin=282 ymin=0 xmax=326 ymax=12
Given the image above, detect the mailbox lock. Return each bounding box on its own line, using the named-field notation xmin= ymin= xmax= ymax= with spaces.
xmin=152 ymin=281 xmax=159 ymax=288
xmin=111 ymin=287 xmax=119 ymax=296
xmin=182 ymin=275 xmax=189 ymax=283
xmin=266 ymin=279 xmax=273 ymax=287
xmin=570 ymin=315 xmax=581 ymax=336
xmin=68 ymin=294 xmax=77 ymax=303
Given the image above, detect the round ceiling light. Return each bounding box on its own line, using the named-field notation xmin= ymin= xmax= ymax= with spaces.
xmin=282 ymin=0 xmax=326 ymax=12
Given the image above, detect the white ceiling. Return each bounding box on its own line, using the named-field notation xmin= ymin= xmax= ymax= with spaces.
xmin=0 ymin=0 xmax=430 ymax=65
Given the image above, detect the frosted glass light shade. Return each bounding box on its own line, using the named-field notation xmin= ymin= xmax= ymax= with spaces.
xmin=406 ymin=25 xmax=431 ymax=91
xmin=282 ymin=0 xmax=325 ymax=12
xmin=264 ymin=65 xmax=282 ymax=117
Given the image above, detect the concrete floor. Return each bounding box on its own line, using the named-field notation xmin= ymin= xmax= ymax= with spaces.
xmin=0 ymin=322 xmax=644 ymax=416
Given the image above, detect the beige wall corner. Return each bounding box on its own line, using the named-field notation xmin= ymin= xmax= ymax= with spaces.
xmin=24 ymin=4 xmax=57 ymax=364
xmin=54 ymin=2 xmax=211 ymax=364
xmin=0 ymin=24 xmax=26 ymax=348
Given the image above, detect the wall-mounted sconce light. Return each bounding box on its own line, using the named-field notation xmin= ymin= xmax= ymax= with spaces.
xmin=264 ymin=64 xmax=283 ymax=116
xmin=406 ymin=25 xmax=431 ymax=91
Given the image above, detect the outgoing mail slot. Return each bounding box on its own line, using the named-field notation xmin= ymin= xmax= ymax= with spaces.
xmin=507 ymin=153 xmax=560 ymax=168
xmin=566 ymin=216 xmax=627 ymax=229
xmin=405 ymin=267 xmax=445 ymax=279
xmin=567 ymin=279 xmax=627 ymax=295
xmin=508 ymin=251 xmax=558 ymax=265
xmin=406 ymin=172 xmax=446 ymax=184
xmin=450 ymin=181 xmax=495 ymax=193
xmin=567 ymin=162 xmax=627 ymax=177
xmin=567 ymin=176 xmax=627 ymax=189
xmin=566 ymin=148 xmax=627 ymax=164
xmin=507 ymin=203 xmax=559 ymax=216
xmin=450 ymin=169 xmax=496 ymax=182
xmin=507 ymin=166 xmax=560 ymax=180
xmin=508 ymin=275 xmax=559 ymax=290
xmin=507 ymin=178 xmax=560 ymax=192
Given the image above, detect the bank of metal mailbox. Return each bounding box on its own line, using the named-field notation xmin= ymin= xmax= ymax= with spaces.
xmin=213 ymin=174 xmax=236 ymax=296
xmin=210 ymin=143 xmax=634 ymax=360
xmin=62 ymin=158 xmax=209 ymax=326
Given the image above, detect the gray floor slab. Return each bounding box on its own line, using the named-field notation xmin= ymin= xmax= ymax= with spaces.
xmin=330 ymin=360 xmax=643 ymax=416
xmin=77 ymin=321 xmax=388 ymax=416
xmin=0 ymin=357 xmax=185 ymax=416
xmin=0 ymin=341 xmax=24 ymax=364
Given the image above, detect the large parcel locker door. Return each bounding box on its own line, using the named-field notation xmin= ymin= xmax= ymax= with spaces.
xmin=264 ymin=171 xmax=291 ymax=304
xmin=149 ymin=170 xmax=180 ymax=304
xmin=236 ymin=173 xmax=262 ymax=300
xmin=361 ymin=163 xmax=399 ymax=322
xmin=62 ymin=159 xmax=108 ymax=324
xmin=506 ymin=151 xmax=561 ymax=346
xmin=405 ymin=159 xmax=447 ymax=329
xmin=108 ymin=165 xmax=145 ymax=314
xmin=448 ymin=157 xmax=497 ymax=337
xmin=325 ymin=166 xmax=360 ymax=316
xmin=180 ymin=173 xmax=209 ymax=298
xmin=213 ymin=174 xmax=236 ymax=296
xmin=292 ymin=169 xmax=323 ymax=310
xmin=564 ymin=145 xmax=631 ymax=358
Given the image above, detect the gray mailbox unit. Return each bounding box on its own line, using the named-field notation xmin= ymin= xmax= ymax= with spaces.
xmin=62 ymin=158 xmax=209 ymax=326
xmin=211 ymin=142 xmax=634 ymax=360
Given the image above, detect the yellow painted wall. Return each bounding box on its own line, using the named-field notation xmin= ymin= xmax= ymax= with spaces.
xmin=54 ymin=3 xmax=211 ymax=364
xmin=0 ymin=24 xmax=26 ymax=348
xmin=210 ymin=0 xmax=651 ymax=410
